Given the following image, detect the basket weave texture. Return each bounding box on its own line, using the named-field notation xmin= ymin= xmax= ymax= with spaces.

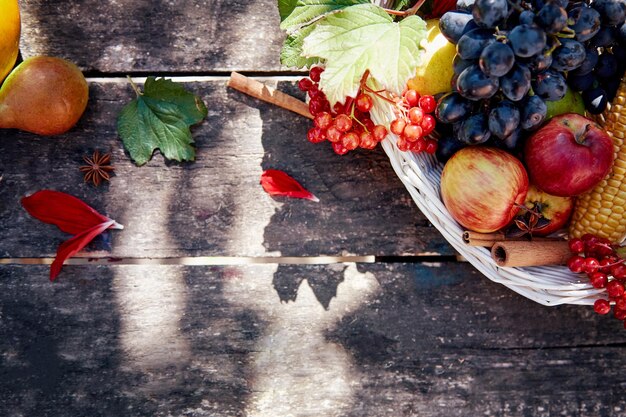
xmin=371 ymin=105 xmax=612 ymax=306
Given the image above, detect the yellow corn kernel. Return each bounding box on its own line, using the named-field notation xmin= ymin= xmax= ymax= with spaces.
xmin=570 ymin=77 xmax=626 ymax=243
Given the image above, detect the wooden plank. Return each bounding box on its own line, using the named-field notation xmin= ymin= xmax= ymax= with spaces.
xmin=18 ymin=0 xmax=286 ymax=73
xmin=1 ymin=263 xmax=625 ymax=417
xmin=0 ymin=77 xmax=452 ymax=258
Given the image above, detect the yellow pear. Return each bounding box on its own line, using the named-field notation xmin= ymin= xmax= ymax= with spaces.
xmin=0 ymin=56 xmax=89 ymax=136
xmin=407 ymin=19 xmax=456 ymax=96
xmin=0 ymin=0 xmax=21 ymax=84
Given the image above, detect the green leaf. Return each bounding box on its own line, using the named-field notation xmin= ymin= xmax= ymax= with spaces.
xmin=302 ymin=4 xmax=427 ymax=105
xmin=392 ymin=0 xmax=411 ymax=10
xmin=280 ymin=23 xmax=321 ymax=68
xmin=280 ymin=0 xmax=370 ymax=32
xmin=117 ymin=77 xmax=208 ymax=166
xmin=278 ymin=0 xmax=298 ymax=21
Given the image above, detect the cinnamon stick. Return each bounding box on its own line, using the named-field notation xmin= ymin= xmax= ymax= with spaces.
xmin=462 ymin=231 xmax=560 ymax=247
xmin=490 ymin=240 xmax=572 ymax=267
xmin=227 ymin=72 xmax=313 ymax=119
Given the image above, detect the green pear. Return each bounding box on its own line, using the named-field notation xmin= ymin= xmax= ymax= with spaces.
xmin=544 ymin=87 xmax=586 ymax=121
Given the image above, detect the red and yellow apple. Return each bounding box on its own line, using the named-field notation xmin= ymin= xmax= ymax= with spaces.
xmin=524 ymin=113 xmax=614 ymax=197
xmin=441 ymin=146 xmax=529 ymax=233
xmin=523 ymin=184 xmax=574 ymax=236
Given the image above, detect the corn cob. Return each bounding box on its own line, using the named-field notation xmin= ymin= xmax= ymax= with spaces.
xmin=569 ymin=77 xmax=626 ymax=243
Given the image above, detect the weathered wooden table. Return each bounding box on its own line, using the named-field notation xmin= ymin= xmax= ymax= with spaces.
xmin=2 ymin=2 xmax=626 ymax=416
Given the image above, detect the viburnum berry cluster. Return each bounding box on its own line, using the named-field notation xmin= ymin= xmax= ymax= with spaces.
xmin=567 ymin=233 xmax=626 ymax=327
xmin=389 ymin=89 xmax=438 ymax=153
xmin=299 ymin=66 xmax=389 ymax=155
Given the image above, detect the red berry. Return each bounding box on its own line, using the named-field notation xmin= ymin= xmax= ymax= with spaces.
xmin=332 ymin=141 xmax=349 ymax=155
xmin=298 ymin=78 xmax=313 ymax=91
xmin=567 ymin=255 xmax=586 ymax=273
xmin=334 ymin=114 xmax=353 ymax=133
xmin=372 ymin=125 xmax=388 ymax=142
xmin=583 ymin=257 xmax=600 ymax=274
xmin=615 ymin=308 xmax=626 ymax=320
xmin=616 ymin=297 xmax=626 ymax=311
xmin=309 ymin=98 xmax=325 ymax=116
xmin=421 ymin=114 xmax=436 ymax=136
xmin=568 ymin=238 xmax=585 ymax=254
xmin=419 ymin=95 xmax=437 ymax=113
xmin=607 ymin=280 xmax=625 ymax=298
xmin=412 ymin=137 xmax=427 ymax=152
xmin=314 ymin=112 xmax=333 ymax=130
xmin=403 ymin=124 xmax=423 ymax=142
xmin=408 ymin=107 xmax=424 ymax=125
xmin=390 ymin=118 xmax=407 ymax=135
xmin=359 ymin=132 xmax=377 ymax=149
xmin=363 ymin=118 xmax=375 ymax=131
xmin=594 ymin=299 xmax=611 ymax=315
xmin=307 ymin=127 xmax=326 ymax=144
xmin=333 ymin=102 xmax=345 ymax=115
xmin=355 ymin=94 xmax=373 ymax=112
xmin=342 ymin=132 xmax=360 ymax=150
xmin=396 ymin=136 xmax=409 ymax=152
xmin=404 ymin=89 xmax=420 ymax=107
xmin=611 ymin=263 xmax=626 ymax=280
xmin=309 ymin=66 xmax=324 ymax=82
xmin=424 ymin=138 xmax=438 ymax=154
xmin=327 ymin=125 xmax=342 ymax=143
xmin=590 ymin=271 xmax=608 ymax=289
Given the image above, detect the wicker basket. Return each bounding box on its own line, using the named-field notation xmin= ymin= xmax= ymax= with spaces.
xmin=370 ymin=105 xmax=608 ymax=306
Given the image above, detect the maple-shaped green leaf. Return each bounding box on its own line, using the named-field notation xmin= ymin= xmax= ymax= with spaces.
xmin=278 ymin=0 xmax=298 ymax=21
xmin=281 ymin=23 xmax=321 ymax=68
xmin=280 ymin=0 xmax=370 ymax=32
xmin=302 ymin=3 xmax=427 ymax=105
xmin=117 ymin=77 xmax=208 ymax=166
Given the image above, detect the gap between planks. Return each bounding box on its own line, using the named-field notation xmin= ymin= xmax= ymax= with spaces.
xmin=0 ymin=254 xmax=461 ymax=266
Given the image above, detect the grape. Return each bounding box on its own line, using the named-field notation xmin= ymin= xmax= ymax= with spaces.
xmin=536 ymin=3 xmax=568 ymax=34
xmin=523 ymin=49 xmax=553 ymax=73
xmin=519 ymin=95 xmax=547 ymax=130
xmin=568 ymin=72 xmax=595 ymax=92
xmin=456 ymin=0 xmax=476 ymax=12
xmin=456 ymin=28 xmax=496 ymax=60
xmin=570 ymin=48 xmax=599 ymax=76
xmin=488 ymin=101 xmax=520 ymax=139
xmin=453 ymin=55 xmax=474 ymax=77
xmin=472 ymin=0 xmax=508 ymax=28
xmin=619 ymin=22 xmax=626 ymax=44
xmin=456 ymin=64 xmax=500 ymax=100
xmin=591 ymin=0 xmax=626 ymax=28
xmin=582 ymin=87 xmax=609 ymax=115
xmin=509 ymin=24 xmax=547 ymax=58
xmin=518 ymin=10 xmax=536 ymax=25
xmin=589 ymin=26 xmax=618 ymax=49
xmin=595 ymin=53 xmax=618 ymax=79
xmin=500 ymin=63 xmax=531 ymax=102
xmin=532 ymin=69 xmax=567 ymax=101
xmin=439 ymin=11 xmax=478 ymax=44
xmin=500 ymin=128 xmax=523 ymax=151
xmin=458 ymin=113 xmax=491 ymax=144
xmin=550 ymin=38 xmax=586 ymax=71
xmin=479 ymin=42 xmax=515 ymax=77
xmin=435 ymin=135 xmax=466 ymax=163
xmin=569 ymin=5 xmax=601 ymax=42
xmin=435 ymin=92 xmax=474 ymax=124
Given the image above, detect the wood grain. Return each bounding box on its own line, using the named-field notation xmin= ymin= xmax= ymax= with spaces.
xmin=1 ymin=263 xmax=625 ymax=417
xmin=18 ymin=0 xmax=287 ymax=73
xmin=0 ymin=77 xmax=452 ymax=258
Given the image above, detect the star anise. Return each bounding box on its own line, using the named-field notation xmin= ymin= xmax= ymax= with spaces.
xmin=79 ymin=151 xmax=114 ymax=186
xmin=505 ymin=203 xmax=552 ymax=239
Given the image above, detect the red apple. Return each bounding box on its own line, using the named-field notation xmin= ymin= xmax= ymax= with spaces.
xmin=523 ymin=184 xmax=574 ymax=236
xmin=524 ymin=113 xmax=614 ymax=197
xmin=441 ymin=146 xmax=529 ymax=233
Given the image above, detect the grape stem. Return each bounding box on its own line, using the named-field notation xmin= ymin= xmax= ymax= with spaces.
xmin=382 ymin=0 xmax=427 ymax=17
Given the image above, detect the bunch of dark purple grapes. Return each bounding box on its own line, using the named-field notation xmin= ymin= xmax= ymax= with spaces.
xmin=434 ymin=0 xmax=626 ymax=164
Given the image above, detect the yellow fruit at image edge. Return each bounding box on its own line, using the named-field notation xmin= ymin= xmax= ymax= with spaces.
xmin=0 ymin=0 xmax=21 ymax=84
xmin=0 ymin=56 xmax=89 ymax=136
xmin=407 ymin=19 xmax=456 ymax=97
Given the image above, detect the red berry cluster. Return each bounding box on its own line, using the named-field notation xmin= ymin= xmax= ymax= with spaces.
xmin=389 ymin=89 xmax=438 ymax=154
xmin=567 ymin=234 xmax=626 ymax=327
xmin=298 ymin=67 xmax=388 ymax=155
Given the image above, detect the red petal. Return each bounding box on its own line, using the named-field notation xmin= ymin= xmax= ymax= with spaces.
xmin=50 ymin=220 xmax=116 ymax=281
xmin=21 ymin=190 xmax=114 ymax=235
xmin=260 ymin=170 xmax=319 ymax=202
